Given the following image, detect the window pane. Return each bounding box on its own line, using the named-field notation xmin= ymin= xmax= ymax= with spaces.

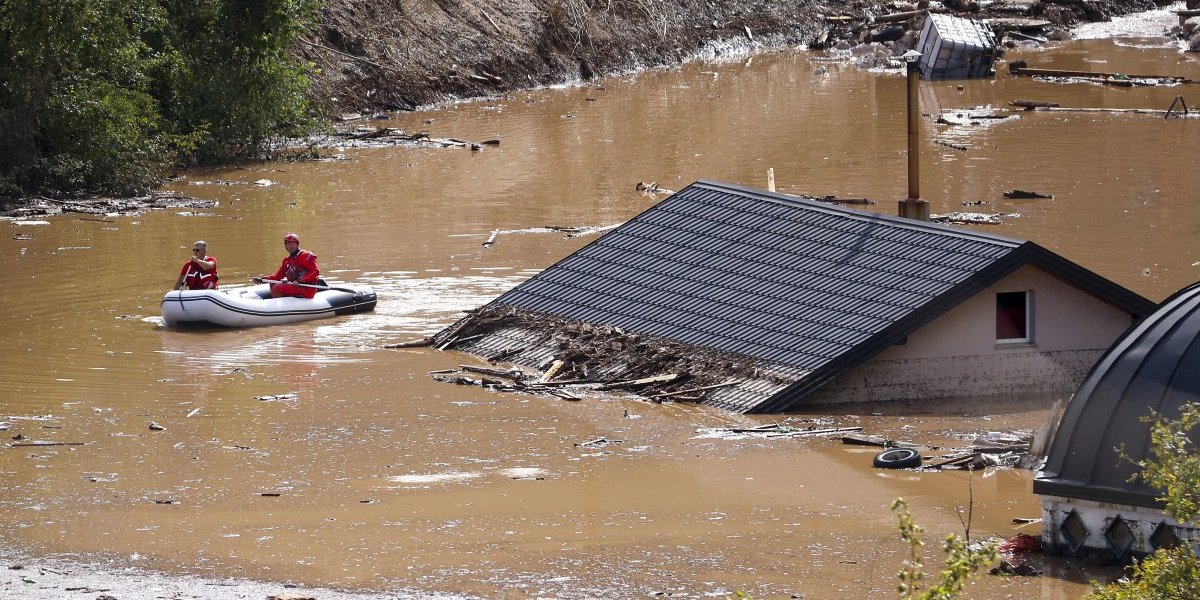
xmin=997 ymin=291 xmax=1027 ymax=340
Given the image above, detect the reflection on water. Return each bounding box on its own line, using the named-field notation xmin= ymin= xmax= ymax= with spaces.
xmin=2 ymin=14 xmax=1199 ymax=598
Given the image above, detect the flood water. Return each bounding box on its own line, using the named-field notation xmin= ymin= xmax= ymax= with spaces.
xmin=3 ymin=8 xmax=1199 ymax=599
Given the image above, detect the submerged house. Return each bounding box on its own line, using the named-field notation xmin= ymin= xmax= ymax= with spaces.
xmin=440 ymin=180 xmax=1153 ymax=413
xmin=1034 ymin=281 xmax=1200 ymax=559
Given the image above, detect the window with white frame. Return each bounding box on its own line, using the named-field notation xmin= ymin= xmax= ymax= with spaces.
xmin=996 ymin=290 xmax=1032 ymax=343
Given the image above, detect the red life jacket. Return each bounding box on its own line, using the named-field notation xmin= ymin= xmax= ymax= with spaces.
xmin=180 ymin=256 xmax=219 ymax=289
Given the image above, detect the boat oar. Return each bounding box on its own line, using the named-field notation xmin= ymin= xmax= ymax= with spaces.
xmin=258 ymin=278 xmax=359 ymax=294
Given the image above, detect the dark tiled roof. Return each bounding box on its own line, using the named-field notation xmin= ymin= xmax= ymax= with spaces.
xmin=465 ymin=180 xmax=1153 ymax=412
xmin=1034 ymin=281 xmax=1200 ymax=507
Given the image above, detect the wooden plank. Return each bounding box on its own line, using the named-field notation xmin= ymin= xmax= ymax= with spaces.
xmin=435 ymin=314 xmax=477 ymax=350
xmin=598 ymin=373 xmax=680 ymax=390
xmin=460 ymin=364 xmax=526 ymax=381
xmin=538 ymin=360 xmax=567 ymax=383
xmin=841 ymin=433 xmax=918 ymax=448
xmin=872 ymin=8 xmax=943 ymax=23
xmin=651 ymin=380 xmax=741 ymax=399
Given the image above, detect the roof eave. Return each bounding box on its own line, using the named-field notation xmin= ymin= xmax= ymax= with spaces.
xmin=750 ymin=243 xmax=1154 ymax=413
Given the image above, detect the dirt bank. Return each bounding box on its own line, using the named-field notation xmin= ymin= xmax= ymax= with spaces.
xmin=302 ymin=0 xmax=1175 ymax=113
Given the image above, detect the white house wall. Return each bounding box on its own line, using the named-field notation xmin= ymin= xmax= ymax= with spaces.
xmin=806 ymin=265 xmax=1136 ymax=403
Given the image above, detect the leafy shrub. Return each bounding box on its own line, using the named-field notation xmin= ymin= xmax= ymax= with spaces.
xmin=1088 ymin=402 xmax=1200 ymax=599
xmin=892 ymin=498 xmax=998 ymax=600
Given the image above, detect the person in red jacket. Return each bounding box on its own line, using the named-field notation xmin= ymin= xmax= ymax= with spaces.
xmin=174 ymin=240 xmax=218 ymax=290
xmin=254 ymin=233 xmax=320 ymax=298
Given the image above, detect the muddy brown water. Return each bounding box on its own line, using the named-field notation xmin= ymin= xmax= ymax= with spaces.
xmin=3 ymin=12 xmax=1199 ymax=599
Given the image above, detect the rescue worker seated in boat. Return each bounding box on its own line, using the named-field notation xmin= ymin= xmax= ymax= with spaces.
xmin=252 ymin=233 xmax=320 ymax=298
xmin=173 ymin=240 xmax=218 ymax=290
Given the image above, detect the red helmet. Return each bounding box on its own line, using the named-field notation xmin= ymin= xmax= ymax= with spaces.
xmin=283 ymin=233 xmax=300 ymax=244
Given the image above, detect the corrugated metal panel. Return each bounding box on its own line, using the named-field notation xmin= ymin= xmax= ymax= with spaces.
xmin=449 ymin=180 xmax=1147 ymax=413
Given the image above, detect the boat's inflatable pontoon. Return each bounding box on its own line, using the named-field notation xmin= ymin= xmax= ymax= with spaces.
xmin=162 ymin=282 xmax=376 ymax=327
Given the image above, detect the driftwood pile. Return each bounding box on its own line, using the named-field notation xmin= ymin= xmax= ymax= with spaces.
xmin=1 ymin=191 xmax=216 ymax=219
xmin=428 ymin=363 xmax=742 ymax=403
xmin=318 ymin=128 xmax=501 ymax=150
xmin=418 ymin=306 xmax=784 ymax=402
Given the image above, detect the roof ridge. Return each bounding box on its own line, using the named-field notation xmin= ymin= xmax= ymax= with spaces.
xmin=692 ymin=179 xmax=1027 ymax=248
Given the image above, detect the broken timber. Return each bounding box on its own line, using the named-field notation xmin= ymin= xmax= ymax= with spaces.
xmin=597 ymin=373 xmax=681 ymax=391
xmin=384 ymin=337 xmax=434 ymax=349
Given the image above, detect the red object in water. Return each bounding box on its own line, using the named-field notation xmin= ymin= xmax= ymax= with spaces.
xmin=1000 ymin=533 xmax=1043 ymax=555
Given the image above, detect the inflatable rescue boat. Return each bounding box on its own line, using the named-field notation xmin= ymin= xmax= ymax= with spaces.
xmin=162 ymin=281 xmax=376 ymax=327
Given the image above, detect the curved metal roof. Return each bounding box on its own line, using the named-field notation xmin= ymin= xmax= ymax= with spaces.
xmin=1034 ymin=281 xmax=1200 ymax=507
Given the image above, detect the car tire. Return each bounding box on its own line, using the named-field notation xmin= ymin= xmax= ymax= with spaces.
xmin=873 ymin=447 xmax=922 ymax=469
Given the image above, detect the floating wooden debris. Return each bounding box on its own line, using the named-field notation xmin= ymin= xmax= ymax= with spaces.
xmin=330 ymin=128 xmax=492 ymax=149
xmin=699 ymin=423 xmax=863 ymax=438
xmin=841 ymin=433 xmax=919 ymax=449
xmin=9 ymin=441 xmax=85 ymax=447
xmin=482 ymin=229 xmax=500 ymax=247
xmin=1004 ymin=189 xmax=1053 ymax=199
xmin=930 ymin=211 xmax=1017 ymax=225
xmin=1009 ymin=99 xmax=1059 ymax=108
xmin=934 ymin=139 xmax=969 ymax=151
xmin=563 ymin=223 xmax=621 ymax=239
xmin=575 ymin=437 xmax=623 ymax=447
xmin=1009 ymin=63 xmax=1199 ymax=85
xmin=383 ymin=336 xmax=434 ymax=349
xmin=254 ymin=392 xmax=298 ymax=402
xmin=636 ymin=181 xmax=674 ymax=196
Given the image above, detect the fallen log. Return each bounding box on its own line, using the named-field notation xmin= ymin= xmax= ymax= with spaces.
xmin=1020 ymin=106 xmax=1200 ymax=117
xmin=1004 ymin=189 xmax=1052 ymax=199
xmin=383 ymin=336 xmax=434 ymax=349
xmin=1011 ymin=66 xmax=1198 ymax=84
xmin=1009 ymin=99 xmax=1060 ymax=108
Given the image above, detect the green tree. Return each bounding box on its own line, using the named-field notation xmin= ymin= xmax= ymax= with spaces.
xmin=0 ymin=0 xmax=318 ymax=198
xmin=158 ymin=0 xmax=318 ymax=164
xmin=1088 ymin=402 xmax=1200 ymax=599
xmin=0 ymin=0 xmax=174 ymax=196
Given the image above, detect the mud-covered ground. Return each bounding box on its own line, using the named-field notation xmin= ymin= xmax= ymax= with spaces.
xmin=302 ymin=0 xmax=1176 ymax=113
